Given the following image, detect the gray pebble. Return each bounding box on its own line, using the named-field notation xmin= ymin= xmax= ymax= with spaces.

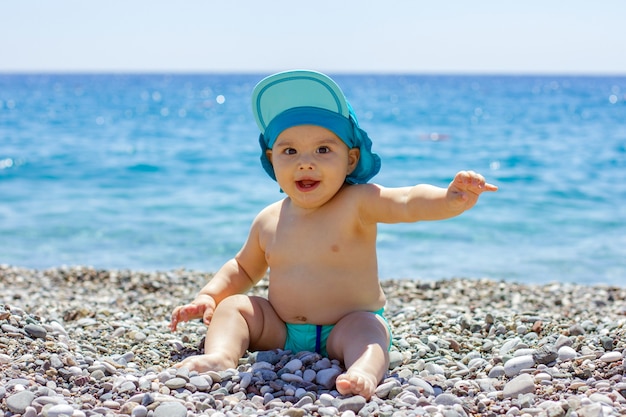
xmin=23 ymin=406 xmax=38 ymax=417
xmin=499 ymin=337 xmax=521 ymax=355
xmin=189 ymin=375 xmax=211 ymax=391
xmin=154 ymin=401 xmax=187 ymax=417
xmin=46 ymin=403 xmax=76 ymax=417
xmin=117 ymin=381 xmax=137 ymax=394
xmin=50 ymin=354 xmax=63 ymax=369
xmin=337 ymin=395 xmax=366 ymax=413
xmin=6 ymin=390 xmax=35 ymax=414
xmin=488 ymin=365 xmax=506 ymax=378
xmin=375 ymin=380 xmax=398 ymax=398
xmin=503 ymin=373 xmax=536 ymax=398
xmin=504 ymin=354 xmax=535 ymax=377
xmin=164 ymin=377 xmax=187 ymax=389
xmin=24 ymin=323 xmax=47 ymax=339
xmin=131 ymin=404 xmax=148 ymax=417
xmin=281 ymin=372 xmax=304 ymax=384
xmin=316 ymin=368 xmax=341 ymax=389
xmin=388 ymin=350 xmax=404 ymax=369
xmin=434 ymin=393 xmax=462 ymax=406
xmin=532 ymin=344 xmax=558 ymax=364
xmin=283 ymin=358 xmax=303 ymax=372
xmin=408 ymin=377 xmax=435 ymax=397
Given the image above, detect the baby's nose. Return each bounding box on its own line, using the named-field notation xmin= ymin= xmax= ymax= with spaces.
xmin=298 ymin=155 xmax=315 ymax=169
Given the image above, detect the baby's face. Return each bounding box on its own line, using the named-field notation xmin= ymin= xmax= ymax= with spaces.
xmin=266 ymin=125 xmax=359 ymax=208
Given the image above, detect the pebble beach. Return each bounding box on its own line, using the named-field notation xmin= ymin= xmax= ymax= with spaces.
xmin=1 ymin=265 xmax=625 ymax=417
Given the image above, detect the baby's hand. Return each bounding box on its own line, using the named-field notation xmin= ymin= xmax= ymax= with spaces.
xmin=169 ymin=294 xmax=216 ymax=332
xmin=447 ymin=170 xmax=498 ymax=211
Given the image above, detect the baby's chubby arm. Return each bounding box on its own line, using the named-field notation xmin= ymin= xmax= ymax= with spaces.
xmin=360 ymin=171 xmax=498 ymax=224
xmin=169 ymin=217 xmax=268 ymax=332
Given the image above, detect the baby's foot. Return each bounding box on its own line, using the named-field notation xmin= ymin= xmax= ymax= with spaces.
xmin=174 ymin=353 xmax=236 ymax=373
xmin=335 ymin=369 xmax=379 ymax=400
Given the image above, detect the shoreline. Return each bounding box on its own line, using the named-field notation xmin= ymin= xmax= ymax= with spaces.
xmin=1 ymin=265 xmax=625 ymax=416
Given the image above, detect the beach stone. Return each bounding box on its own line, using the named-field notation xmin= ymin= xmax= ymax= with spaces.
xmin=6 ymin=390 xmax=36 ymax=414
xmin=131 ymin=404 xmax=148 ymax=417
xmin=164 ymin=377 xmax=187 ymax=389
xmin=434 ymin=393 xmax=462 ymax=406
xmin=558 ymin=346 xmax=577 ymax=361
xmin=24 ymin=323 xmax=47 ymax=338
xmin=337 ymin=395 xmax=366 ymax=413
xmin=569 ymin=324 xmax=585 ymax=336
xmin=46 ymin=403 xmax=76 ymax=417
xmin=281 ymin=409 xmax=306 ymax=417
xmin=154 ymin=401 xmax=187 ymax=417
xmin=255 ymin=350 xmax=283 ymax=364
xmin=283 ymin=358 xmax=303 ymax=372
xmin=388 ymin=350 xmax=404 ymax=369
xmin=577 ymin=403 xmax=603 ymax=417
xmin=408 ymin=377 xmax=435 ymax=397
xmin=425 ymin=362 xmax=445 ymax=376
xmin=488 ymin=365 xmax=506 ymax=378
xmin=504 ymin=355 xmax=535 ymax=377
xmin=555 ymin=334 xmax=572 ymax=349
xmin=303 ymin=369 xmax=316 ymax=382
xmin=599 ymin=351 xmax=622 ymax=363
xmin=503 ymin=373 xmax=536 ymax=398
xmin=23 ymin=406 xmax=38 ymax=417
xmin=6 ymin=378 xmax=31 ymax=389
xmin=189 ymin=375 xmax=211 ymax=391
xmin=533 ymin=345 xmax=558 ymax=365
xmin=499 ymin=337 xmax=522 ymax=355
xmin=318 ymin=406 xmax=339 ymax=416
xmin=50 ymin=354 xmax=64 ymax=369
xmin=375 ymin=380 xmax=399 ymax=398
xmin=281 ymin=372 xmax=304 ymax=384
xmin=589 ymin=393 xmax=613 ymax=405
xmin=316 ymin=368 xmax=341 ymax=389
xmin=118 ymin=381 xmax=137 ymax=394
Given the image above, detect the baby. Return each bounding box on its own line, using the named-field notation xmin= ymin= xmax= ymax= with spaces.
xmin=169 ymin=70 xmax=498 ymax=399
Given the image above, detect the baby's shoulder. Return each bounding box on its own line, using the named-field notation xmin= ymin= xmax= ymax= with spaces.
xmin=253 ymin=200 xmax=283 ymax=224
xmin=339 ymin=182 xmax=383 ymax=201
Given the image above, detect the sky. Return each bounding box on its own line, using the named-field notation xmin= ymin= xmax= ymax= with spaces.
xmin=1 ymin=0 xmax=625 ymax=74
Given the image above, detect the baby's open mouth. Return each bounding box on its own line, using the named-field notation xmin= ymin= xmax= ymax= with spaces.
xmin=296 ymin=180 xmax=320 ymax=191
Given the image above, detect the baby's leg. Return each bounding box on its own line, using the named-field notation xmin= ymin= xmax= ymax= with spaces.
xmin=176 ymin=295 xmax=286 ymax=373
xmin=326 ymin=311 xmax=390 ymax=400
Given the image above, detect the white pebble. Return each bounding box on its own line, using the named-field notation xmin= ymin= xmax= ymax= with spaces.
xmin=599 ymin=351 xmax=622 ymax=363
xmin=557 ymin=346 xmax=577 ymax=361
xmin=504 ymin=355 xmax=535 ymax=377
xmin=46 ymin=404 xmax=75 ymax=417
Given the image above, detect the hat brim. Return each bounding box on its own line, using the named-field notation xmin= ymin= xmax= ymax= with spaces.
xmin=252 ymin=70 xmax=350 ymax=134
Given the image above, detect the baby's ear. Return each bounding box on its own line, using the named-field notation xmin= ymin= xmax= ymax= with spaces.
xmin=265 ymin=149 xmax=273 ymax=164
xmin=347 ymin=148 xmax=360 ymax=175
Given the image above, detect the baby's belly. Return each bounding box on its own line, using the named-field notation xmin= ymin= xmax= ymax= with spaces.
xmin=267 ymin=273 xmax=385 ymax=325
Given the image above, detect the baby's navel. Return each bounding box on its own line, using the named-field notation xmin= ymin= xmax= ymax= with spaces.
xmin=294 ymin=316 xmax=307 ymax=322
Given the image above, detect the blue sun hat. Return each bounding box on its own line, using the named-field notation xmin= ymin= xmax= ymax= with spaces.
xmin=252 ymin=70 xmax=381 ymax=184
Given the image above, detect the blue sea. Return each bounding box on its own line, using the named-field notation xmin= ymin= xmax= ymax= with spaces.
xmin=1 ymin=73 xmax=625 ymax=285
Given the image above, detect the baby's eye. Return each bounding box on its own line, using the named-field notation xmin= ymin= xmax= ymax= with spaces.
xmin=283 ymin=148 xmax=297 ymax=155
xmin=317 ymin=146 xmax=330 ymax=154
